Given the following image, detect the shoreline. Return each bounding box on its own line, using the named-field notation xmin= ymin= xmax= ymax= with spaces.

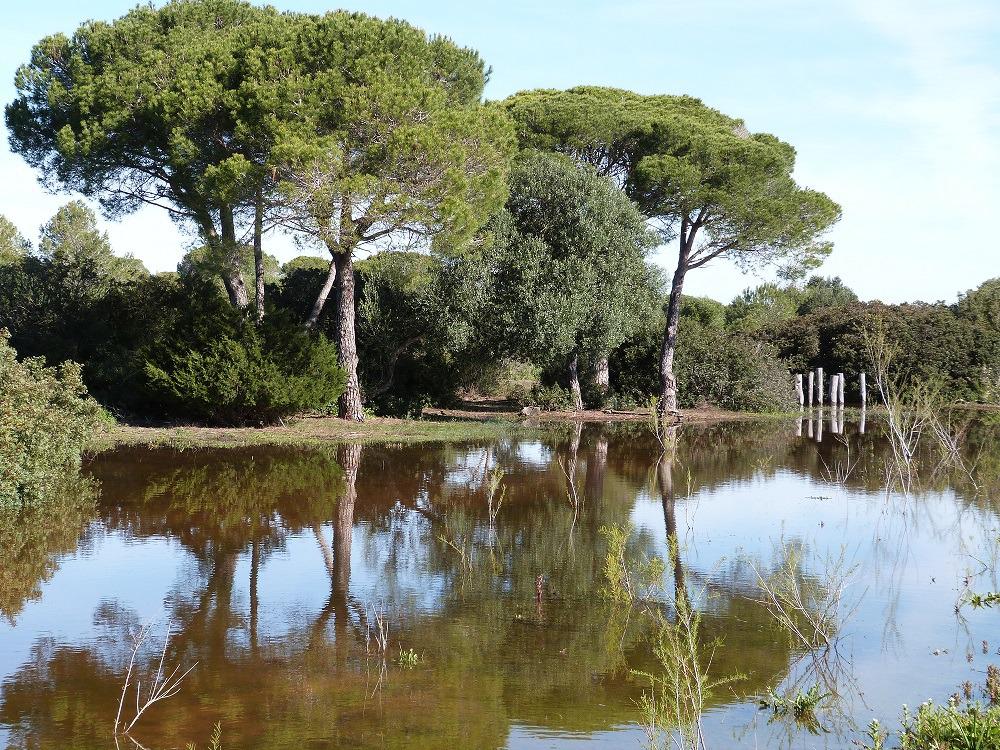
xmin=87 ymin=404 xmax=786 ymax=453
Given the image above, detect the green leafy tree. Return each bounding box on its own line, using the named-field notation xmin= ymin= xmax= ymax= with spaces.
xmin=0 ymin=215 xmax=31 ymax=265
xmin=473 ymin=152 xmax=657 ymax=410
xmin=38 ymin=201 xmax=147 ymax=287
xmin=6 ymin=0 xmax=296 ymax=316
xmin=957 ymin=278 xmax=1000 ymax=330
xmin=271 ymin=12 xmax=514 ymax=420
xmin=504 ymin=87 xmax=840 ymax=413
xmin=797 ymin=275 xmax=858 ymax=315
xmin=726 ymin=282 xmax=802 ymax=332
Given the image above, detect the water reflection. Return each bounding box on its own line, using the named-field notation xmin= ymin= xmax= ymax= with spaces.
xmin=1 ymin=417 xmax=999 ymax=749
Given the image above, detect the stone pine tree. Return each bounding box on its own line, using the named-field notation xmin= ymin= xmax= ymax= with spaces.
xmin=504 ymin=86 xmax=841 ymax=414
xmin=6 ymin=0 xmax=296 ymax=317
xmin=475 ymin=151 xmax=656 ymax=411
xmin=271 ymin=13 xmax=513 ymax=420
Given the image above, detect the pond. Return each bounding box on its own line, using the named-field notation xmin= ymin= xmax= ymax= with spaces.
xmin=1 ymin=415 xmax=999 ymax=749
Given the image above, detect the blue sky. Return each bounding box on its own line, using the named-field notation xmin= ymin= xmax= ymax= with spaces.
xmin=2 ymin=0 xmax=998 ymax=303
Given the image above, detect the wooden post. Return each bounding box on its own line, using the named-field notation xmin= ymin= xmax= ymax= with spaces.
xmin=859 ymin=407 xmax=866 ymax=434
xmin=829 ymin=373 xmax=838 ymax=406
xmin=817 ymin=367 xmax=824 ymax=407
xmin=795 ymin=374 xmax=804 ymax=408
xmin=816 ymin=410 xmax=823 ymax=442
xmin=807 ymin=371 xmax=814 ymax=406
xmin=838 ymin=372 xmax=845 ymax=406
xmin=859 ymin=372 xmax=867 ymax=408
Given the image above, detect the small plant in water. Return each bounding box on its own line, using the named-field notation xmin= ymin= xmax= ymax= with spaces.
xmin=599 ymin=523 xmax=664 ymax=606
xmin=396 ymin=647 xmax=421 ymax=668
xmin=634 ymin=593 xmax=743 ymax=750
xmin=966 ymin=591 xmax=1000 ymax=609
xmin=758 ymin=684 xmax=829 ymax=734
xmin=855 ymin=718 xmax=886 ymax=750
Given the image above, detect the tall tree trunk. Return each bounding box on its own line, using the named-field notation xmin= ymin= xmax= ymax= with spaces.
xmin=568 ymin=351 xmax=583 ymax=411
xmin=335 ymin=249 xmax=364 ymax=421
xmin=253 ymin=190 xmax=265 ymax=323
xmin=305 ymin=257 xmax=337 ymax=329
xmin=219 ymin=204 xmax=249 ymax=309
xmin=593 ymin=355 xmax=610 ymax=398
xmin=659 ymin=227 xmax=693 ymax=415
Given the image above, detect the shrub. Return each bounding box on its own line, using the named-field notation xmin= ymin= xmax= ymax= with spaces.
xmin=610 ymin=317 xmax=797 ymax=413
xmin=0 ymin=330 xmax=102 ymax=503
xmin=142 ymin=310 xmax=347 ymax=426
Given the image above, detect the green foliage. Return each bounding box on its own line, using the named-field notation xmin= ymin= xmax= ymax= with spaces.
xmin=898 ymin=700 xmax=1000 ymax=750
xmin=765 ymin=302 xmax=1000 ymax=403
xmin=0 ymin=331 xmax=102 ymax=503
xmin=469 ymin=151 xmax=657 ymax=386
xmin=611 ymin=314 xmax=796 ymax=412
xmin=758 ymin=684 xmax=828 ymax=734
xmin=957 ymin=278 xmax=1000 ymax=330
xmin=0 ymin=215 xmax=31 ymax=265
xmin=143 ymin=307 xmax=347 ymax=426
xmin=726 ymin=282 xmax=802 ymax=333
xmin=505 ymin=86 xmax=841 ymax=277
xmin=599 ymin=523 xmax=665 ymax=605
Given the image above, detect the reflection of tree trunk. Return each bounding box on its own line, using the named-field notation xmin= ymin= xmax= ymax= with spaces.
xmin=656 ymin=427 xmax=686 ymax=606
xmin=250 ymin=540 xmax=260 ymax=655
xmin=585 ymin=433 xmax=608 ymax=503
xmin=334 ymin=444 xmax=360 ymax=601
xmin=567 ymin=421 xmax=582 ymax=481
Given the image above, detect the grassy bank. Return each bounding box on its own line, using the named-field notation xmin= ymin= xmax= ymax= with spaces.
xmin=87 ymin=404 xmax=776 ymax=453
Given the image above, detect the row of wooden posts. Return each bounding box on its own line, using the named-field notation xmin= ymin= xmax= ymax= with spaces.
xmin=793 ymin=368 xmax=867 ymax=408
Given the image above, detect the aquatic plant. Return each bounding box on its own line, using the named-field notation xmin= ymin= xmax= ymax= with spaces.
xmin=396 ymin=647 xmax=422 ymax=668
xmin=634 ymin=593 xmax=743 ymax=750
xmin=599 ymin=523 xmax=665 ymax=606
xmin=751 ymin=543 xmax=860 ymax=651
xmin=758 ymin=684 xmax=828 ymax=734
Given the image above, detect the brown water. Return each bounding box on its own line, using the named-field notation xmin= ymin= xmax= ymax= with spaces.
xmin=2 ymin=416 xmax=1000 ymax=749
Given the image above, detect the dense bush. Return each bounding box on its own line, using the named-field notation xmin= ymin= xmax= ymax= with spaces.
xmin=0 ymin=331 xmax=102 ymax=503
xmin=764 ymin=301 xmax=1000 ymax=402
xmin=142 ymin=304 xmax=347 ymax=426
xmin=610 ymin=310 xmax=797 ymax=413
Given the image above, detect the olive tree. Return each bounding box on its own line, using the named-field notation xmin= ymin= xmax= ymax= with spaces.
xmin=271 ymin=13 xmax=513 ymax=420
xmin=474 ymin=152 xmax=656 ymax=410
xmin=504 ymin=87 xmax=841 ymax=413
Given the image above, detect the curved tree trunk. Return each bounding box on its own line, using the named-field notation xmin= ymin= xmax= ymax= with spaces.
xmin=659 ymin=230 xmax=692 ymax=415
xmin=306 ymin=257 xmax=337 ymax=329
xmin=568 ymin=351 xmax=583 ymax=411
xmin=335 ymin=250 xmax=364 ymax=421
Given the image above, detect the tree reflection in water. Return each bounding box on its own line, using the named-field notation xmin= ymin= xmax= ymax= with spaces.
xmin=3 ymin=417 xmax=999 ymax=749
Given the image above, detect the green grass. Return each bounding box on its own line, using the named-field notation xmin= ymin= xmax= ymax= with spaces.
xmin=86 ymin=414 xmax=566 ymax=453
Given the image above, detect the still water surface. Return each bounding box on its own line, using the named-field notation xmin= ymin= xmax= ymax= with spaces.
xmin=2 ymin=416 xmax=999 ymax=749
